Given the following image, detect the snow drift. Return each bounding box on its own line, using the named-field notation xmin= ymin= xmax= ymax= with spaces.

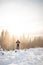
xmin=0 ymin=48 xmax=43 ymax=65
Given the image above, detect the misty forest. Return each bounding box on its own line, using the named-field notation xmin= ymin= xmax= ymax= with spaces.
xmin=0 ymin=30 xmax=43 ymax=50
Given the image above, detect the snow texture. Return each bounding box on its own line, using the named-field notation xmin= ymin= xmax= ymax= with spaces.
xmin=0 ymin=48 xmax=43 ymax=65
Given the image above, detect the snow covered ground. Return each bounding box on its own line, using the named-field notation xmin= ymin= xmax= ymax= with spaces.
xmin=0 ymin=48 xmax=43 ymax=65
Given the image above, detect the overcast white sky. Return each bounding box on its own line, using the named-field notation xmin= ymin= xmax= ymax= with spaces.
xmin=0 ymin=0 xmax=43 ymax=37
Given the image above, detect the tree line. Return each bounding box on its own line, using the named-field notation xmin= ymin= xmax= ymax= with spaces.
xmin=0 ymin=30 xmax=43 ymax=50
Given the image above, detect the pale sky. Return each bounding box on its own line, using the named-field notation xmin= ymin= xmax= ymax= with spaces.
xmin=0 ymin=0 xmax=43 ymax=37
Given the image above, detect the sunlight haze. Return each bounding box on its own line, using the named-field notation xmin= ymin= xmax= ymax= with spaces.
xmin=0 ymin=0 xmax=43 ymax=38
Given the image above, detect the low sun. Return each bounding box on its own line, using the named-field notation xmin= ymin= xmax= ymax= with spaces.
xmin=6 ymin=21 xmax=39 ymax=37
